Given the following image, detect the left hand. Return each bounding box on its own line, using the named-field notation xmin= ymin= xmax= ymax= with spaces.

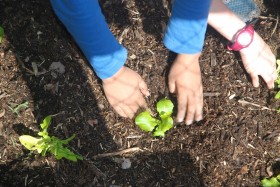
xmin=239 ymin=32 xmax=277 ymax=89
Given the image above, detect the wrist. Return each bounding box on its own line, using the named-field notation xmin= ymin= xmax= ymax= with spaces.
xmin=175 ymin=53 xmax=201 ymax=65
xmin=102 ymin=66 xmax=125 ymax=83
xmin=227 ymin=24 xmax=254 ymax=51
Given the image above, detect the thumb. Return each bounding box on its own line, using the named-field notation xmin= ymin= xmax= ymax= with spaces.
xmin=139 ymin=79 xmax=150 ymax=96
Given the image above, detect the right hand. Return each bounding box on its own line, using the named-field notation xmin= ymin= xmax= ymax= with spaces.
xmin=102 ymin=66 xmax=149 ymax=119
xmin=168 ymin=53 xmax=203 ymax=125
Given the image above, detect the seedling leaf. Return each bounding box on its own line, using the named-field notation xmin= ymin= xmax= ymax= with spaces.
xmin=135 ymin=111 xmax=159 ymax=132
xmin=157 ymin=98 xmax=174 ymax=118
xmin=19 ymin=135 xmax=42 ymax=150
xmin=40 ymin=115 xmax=51 ymax=131
xmin=153 ymin=116 xmax=173 ymax=137
xmin=9 ymin=101 xmax=29 ymax=115
xmin=0 ymin=26 xmax=4 ymax=43
xmin=261 ymin=175 xmax=280 ymax=187
xmin=275 ymin=91 xmax=280 ymax=99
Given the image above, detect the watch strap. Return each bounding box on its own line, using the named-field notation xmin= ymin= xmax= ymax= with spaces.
xmin=227 ymin=24 xmax=254 ymax=51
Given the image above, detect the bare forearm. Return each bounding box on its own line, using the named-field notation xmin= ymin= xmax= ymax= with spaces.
xmin=208 ymin=0 xmax=246 ymax=41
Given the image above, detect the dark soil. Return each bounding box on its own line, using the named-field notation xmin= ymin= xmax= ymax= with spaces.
xmin=0 ymin=0 xmax=280 ymax=187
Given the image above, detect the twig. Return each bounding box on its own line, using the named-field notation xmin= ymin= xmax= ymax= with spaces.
xmin=238 ymin=99 xmax=276 ymax=111
xmin=15 ymin=54 xmax=34 ymax=75
xmin=0 ymin=93 xmax=10 ymax=100
xmin=258 ymin=15 xmax=277 ymax=21
xmin=271 ymin=14 xmax=279 ymax=38
xmin=83 ymin=159 xmax=107 ymax=179
xmin=203 ymin=92 xmax=221 ymax=97
xmin=70 ymin=147 xmax=107 ymax=179
xmin=93 ymin=147 xmax=142 ymax=159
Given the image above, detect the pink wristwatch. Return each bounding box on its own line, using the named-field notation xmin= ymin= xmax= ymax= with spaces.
xmin=227 ymin=24 xmax=254 ymax=51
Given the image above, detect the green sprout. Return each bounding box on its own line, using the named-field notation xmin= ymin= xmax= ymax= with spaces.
xmin=135 ymin=98 xmax=174 ymax=137
xmin=0 ymin=26 xmax=4 ymax=43
xmin=261 ymin=174 xmax=280 ymax=187
xmin=19 ymin=115 xmax=83 ymax=162
xmin=8 ymin=101 xmax=29 ymax=115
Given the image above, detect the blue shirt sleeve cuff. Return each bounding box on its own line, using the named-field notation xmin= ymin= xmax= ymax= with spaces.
xmin=163 ymin=0 xmax=211 ymax=54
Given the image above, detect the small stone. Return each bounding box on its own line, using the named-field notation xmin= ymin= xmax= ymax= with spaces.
xmin=87 ymin=119 xmax=98 ymax=127
xmin=49 ymin=61 xmax=65 ymax=74
xmin=98 ymin=103 xmax=105 ymax=110
xmin=121 ymin=158 xmax=131 ymax=169
xmin=129 ymin=54 xmax=136 ymax=60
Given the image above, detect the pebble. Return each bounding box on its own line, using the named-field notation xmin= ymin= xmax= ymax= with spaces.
xmin=121 ymin=158 xmax=131 ymax=169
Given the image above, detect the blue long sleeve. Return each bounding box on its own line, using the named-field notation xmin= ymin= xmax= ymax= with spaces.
xmin=50 ymin=0 xmax=127 ymax=79
xmin=50 ymin=0 xmax=210 ymax=80
xmin=164 ymin=0 xmax=211 ymax=54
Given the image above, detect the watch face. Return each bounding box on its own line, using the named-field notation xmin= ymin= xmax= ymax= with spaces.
xmin=238 ymin=31 xmax=252 ymax=46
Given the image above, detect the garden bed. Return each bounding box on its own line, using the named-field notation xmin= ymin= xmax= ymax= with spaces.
xmin=0 ymin=0 xmax=280 ymax=186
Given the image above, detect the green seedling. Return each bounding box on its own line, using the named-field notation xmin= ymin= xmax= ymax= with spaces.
xmin=135 ymin=98 xmax=174 ymax=137
xmin=8 ymin=101 xmax=29 ymax=115
xmin=261 ymin=174 xmax=280 ymax=187
xmin=0 ymin=26 xmax=4 ymax=43
xmin=19 ymin=115 xmax=83 ymax=162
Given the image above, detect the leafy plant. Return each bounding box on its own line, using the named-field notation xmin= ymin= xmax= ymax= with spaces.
xmin=19 ymin=116 xmax=83 ymax=162
xmin=0 ymin=26 xmax=3 ymax=43
xmin=261 ymin=174 xmax=280 ymax=187
xmin=135 ymin=98 xmax=174 ymax=137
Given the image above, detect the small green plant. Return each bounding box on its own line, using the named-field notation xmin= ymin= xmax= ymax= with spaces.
xmin=0 ymin=26 xmax=3 ymax=43
xmin=8 ymin=101 xmax=29 ymax=115
xmin=19 ymin=116 xmax=83 ymax=162
xmin=135 ymin=98 xmax=174 ymax=137
xmin=261 ymin=174 xmax=280 ymax=187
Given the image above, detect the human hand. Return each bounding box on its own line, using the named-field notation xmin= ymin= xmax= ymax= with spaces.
xmin=102 ymin=66 xmax=149 ymax=119
xmin=168 ymin=53 xmax=203 ymax=125
xmin=239 ymin=32 xmax=277 ymax=88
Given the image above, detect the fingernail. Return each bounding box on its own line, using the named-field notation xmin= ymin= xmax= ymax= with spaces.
xmin=177 ymin=117 xmax=183 ymax=123
xmin=145 ymin=91 xmax=150 ymax=97
xmin=186 ymin=120 xmax=193 ymax=125
xmin=196 ymin=116 xmax=203 ymax=122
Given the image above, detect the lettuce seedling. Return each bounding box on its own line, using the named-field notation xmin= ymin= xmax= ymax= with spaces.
xmin=135 ymin=98 xmax=174 ymax=137
xmin=19 ymin=116 xmax=83 ymax=162
xmin=261 ymin=174 xmax=280 ymax=187
xmin=0 ymin=26 xmax=3 ymax=43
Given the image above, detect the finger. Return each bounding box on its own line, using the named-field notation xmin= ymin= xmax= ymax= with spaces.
xmin=168 ymin=79 xmax=176 ymax=93
xmin=261 ymin=73 xmax=275 ymax=89
xmin=250 ymin=73 xmax=260 ymax=87
xmin=194 ymin=97 xmax=203 ymax=122
xmin=139 ymin=79 xmax=150 ymax=97
xmin=136 ymin=95 xmax=147 ymax=109
xmin=176 ymin=89 xmax=187 ymax=123
xmin=113 ymin=105 xmax=127 ymax=118
xmin=185 ymin=98 xmax=196 ymax=125
xmin=128 ymin=105 xmax=139 ymax=118
xmin=119 ymin=104 xmax=135 ymax=119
